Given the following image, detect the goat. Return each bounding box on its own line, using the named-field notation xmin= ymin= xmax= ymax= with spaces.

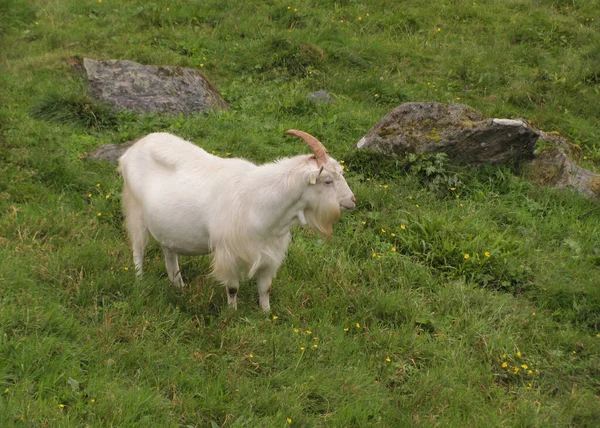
xmin=118 ymin=130 xmax=355 ymax=311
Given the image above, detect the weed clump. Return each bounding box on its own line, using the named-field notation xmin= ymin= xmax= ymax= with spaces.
xmin=31 ymin=93 xmax=118 ymax=130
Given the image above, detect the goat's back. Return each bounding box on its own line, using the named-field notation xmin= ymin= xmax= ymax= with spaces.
xmin=118 ymin=133 xmax=257 ymax=255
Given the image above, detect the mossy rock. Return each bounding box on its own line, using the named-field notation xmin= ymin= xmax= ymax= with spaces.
xmin=84 ymin=58 xmax=229 ymax=114
xmin=524 ymin=147 xmax=600 ymax=199
xmin=356 ymin=102 xmax=538 ymax=166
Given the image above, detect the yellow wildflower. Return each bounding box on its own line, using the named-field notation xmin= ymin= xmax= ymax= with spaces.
xmin=386 ymin=357 xmax=391 ymax=362
xmin=502 ymin=362 xmax=508 ymax=368
xmin=105 ymin=194 xmax=110 ymax=199
xmin=344 ymin=328 xmax=349 ymax=332
xmin=96 ymin=183 xmax=100 ymax=187
xmin=313 ymin=344 xmax=318 ymax=349
xmin=521 ymin=364 xmax=528 ymax=369
xmin=272 ymin=315 xmax=278 ymax=320
xmin=484 ymin=252 xmax=490 ymax=257
xmin=293 ymin=328 xmax=300 ymax=333
xmin=300 ymin=346 xmax=305 ymax=351
xmin=305 ymin=330 xmax=312 ymax=335
xmin=59 ymin=404 xmax=65 ymax=408
xmin=391 ymin=247 xmax=397 ymax=252
xmin=88 ymin=193 xmax=92 ymax=197
xmin=97 ymin=212 xmax=102 ymax=217
xmin=464 ymin=253 xmax=470 ymax=259
xmin=249 ymin=354 xmax=254 ymax=358
xmin=356 ymin=322 xmax=360 ymax=328
xmin=287 ymin=418 xmax=292 ymax=424
xmin=516 ymin=351 xmax=522 ymax=358
xmin=381 ymin=228 xmax=386 ymax=233
xmin=450 ymin=187 xmax=456 ymax=191
xmin=400 ymin=224 xmax=406 ymax=230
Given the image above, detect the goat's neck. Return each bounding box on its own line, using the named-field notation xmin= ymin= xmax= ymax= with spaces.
xmin=242 ymin=159 xmax=310 ymax=237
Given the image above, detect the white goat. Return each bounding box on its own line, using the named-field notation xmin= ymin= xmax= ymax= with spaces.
xmin=118 ymin=130 xmax=355 ymax=311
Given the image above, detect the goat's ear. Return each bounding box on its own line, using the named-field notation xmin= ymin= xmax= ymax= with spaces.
xmin=308 ymin=167 xmax=323 ymax=185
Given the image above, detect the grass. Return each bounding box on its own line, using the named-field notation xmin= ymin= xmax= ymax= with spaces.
xmin=1 ymin=0 xmax=599 ymax=425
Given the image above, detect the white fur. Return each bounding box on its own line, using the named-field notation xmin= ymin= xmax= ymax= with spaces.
xmin=118 ymin=132 xmax=355 ymax=311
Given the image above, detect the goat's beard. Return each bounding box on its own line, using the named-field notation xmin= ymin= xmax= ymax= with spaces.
xmin=305 ymin=198 xmax=341 ymax=239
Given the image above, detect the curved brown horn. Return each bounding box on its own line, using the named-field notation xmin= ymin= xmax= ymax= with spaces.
xmin=284 ymin=129 xmax=329 ymax=167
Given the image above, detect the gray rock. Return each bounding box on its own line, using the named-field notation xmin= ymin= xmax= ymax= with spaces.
xmin=83 ymin=58 xmax=229 ymax=114
xmin=307 ymin=90 xmax=336 ymax=103
xmin=355 ymin=102 xmax=539 ymax=165
xmin=523 ymin=147 xmax=600 ymax=199
xmin=88 ymin=139 xmax=137 ymax=163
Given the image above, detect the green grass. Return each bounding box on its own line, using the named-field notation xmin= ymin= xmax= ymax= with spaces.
xmin=1 ymin=0 xmax=599 ymax=425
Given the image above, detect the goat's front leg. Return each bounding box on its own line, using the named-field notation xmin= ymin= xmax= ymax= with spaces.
xmin=225 ymin=279 xmax=240 ymax=310
xmin=163 ymin=247 xmax=185 ymax=287
xmin=256 ymin=267 xmax=277 ymax=312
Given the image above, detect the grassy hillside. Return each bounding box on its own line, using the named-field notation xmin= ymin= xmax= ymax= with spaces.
xmin=1 ymin=0 xmax=599 ymax=425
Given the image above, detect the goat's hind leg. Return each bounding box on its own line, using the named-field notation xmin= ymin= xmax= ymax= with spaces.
xmin=122 ymin=184 xmax=148 ymax=276
xmin=256 ymin=266 xmax=277 ymax=312
xmin=163 ymin=247 xmax=185 ymax=287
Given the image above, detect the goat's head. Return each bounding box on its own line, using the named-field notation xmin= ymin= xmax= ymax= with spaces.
xmin=285 ymin=130 xmax=356 ymax=238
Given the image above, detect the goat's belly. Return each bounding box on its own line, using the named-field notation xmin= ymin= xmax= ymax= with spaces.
xmin=147 ymin=220 xmax=211 ymax=255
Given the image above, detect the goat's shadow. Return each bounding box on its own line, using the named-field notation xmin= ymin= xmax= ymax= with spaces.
xmin=142 ymin=245 xmax=270 ymax=323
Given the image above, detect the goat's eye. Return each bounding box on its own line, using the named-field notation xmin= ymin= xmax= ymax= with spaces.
xmin=324 ymin=180 xmax=334 ymax=186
